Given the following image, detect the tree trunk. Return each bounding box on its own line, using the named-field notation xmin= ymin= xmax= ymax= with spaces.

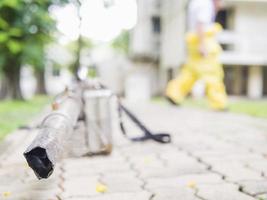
xmin=73 ymin=1 xmax=82 ymax=81
xmin=35 ymin=69 xmax=47 ymax=95
xmin=3 ymin=58 xmax=24 ymax=100
xmin=0 ymin=77 xmax=8 ymax=99
xmin=73 ymin=35 xmax=82 ymax=81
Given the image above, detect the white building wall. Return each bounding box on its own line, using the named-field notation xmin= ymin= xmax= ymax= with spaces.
xmin=160 ymin=0 xmax=187 ymax=69
xmin=233 ymin=2 xmax=267 ymax=56
xmin=129 ymin=0 xmax=267 ymax=96
xmin=223 ymin=1 xmax=267 ymax=98
xmin=130 ymin=0 xmax=160 ymax=60
xmin=125 ymin=62 xmax=159 ymax=101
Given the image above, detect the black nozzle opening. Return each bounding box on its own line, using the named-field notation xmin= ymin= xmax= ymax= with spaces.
xmin=24 ymin=147 xmax=54 ymax=179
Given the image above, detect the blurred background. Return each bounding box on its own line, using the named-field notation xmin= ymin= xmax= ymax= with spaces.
xmin=0 ymin=0 xmax=267 ymax=140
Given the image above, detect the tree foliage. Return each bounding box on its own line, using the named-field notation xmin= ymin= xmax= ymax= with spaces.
xmin=0 ymin=0 xmax=68 ymax=99
xmin=0 ymin=0 xmax=54 ymax=68
xmin=111 ymin=30 xmax=130 ymax=54
xmin=67 ymin=36 xmax=93 ymax=78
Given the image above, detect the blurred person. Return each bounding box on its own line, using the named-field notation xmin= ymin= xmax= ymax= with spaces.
xmin=166 ymin=0 xmax=228 ymax=110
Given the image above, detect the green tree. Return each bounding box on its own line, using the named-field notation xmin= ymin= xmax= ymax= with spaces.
xmin=71 ymin=0 xmax=82 ymax=81
xmin=0 ymin=0 xmax=67 ymax=99
xmin=111 ymin=30 xmax=130 ymax=55
xmin=69 ymin=0 xmax=94 ymax=80
xmin=68 ymin=36 xmax=93 ymax=79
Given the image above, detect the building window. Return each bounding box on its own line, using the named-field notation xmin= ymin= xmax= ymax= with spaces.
xmin=224 ymin=67 xmax=248 ymax=95
xmin=52 ymin=68 xmax=60 ymax=77
xmin=215 ymin=8 xmax=234 ymax=30
xmin=152 ymin=16 xmax=161 ymax=33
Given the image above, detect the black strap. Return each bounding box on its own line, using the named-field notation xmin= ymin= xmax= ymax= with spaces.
xmin=118 ymin=102 xmax=171 ymax=144
xmin=95 ymin=82 xmax=171 ymax=144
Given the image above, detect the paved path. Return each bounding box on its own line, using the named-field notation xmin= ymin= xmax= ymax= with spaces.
xmin=1 ymin=103 xmax=267 ymax=200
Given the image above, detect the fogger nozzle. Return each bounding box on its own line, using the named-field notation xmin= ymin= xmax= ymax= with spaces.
xmin=23 ymin=88 xmax=82 ymax=179
xmin=24 ymin=147 xmax=53 ymax=179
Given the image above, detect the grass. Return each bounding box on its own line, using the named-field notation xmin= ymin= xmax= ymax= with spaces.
xmin=0 ymin=96 xmax=51 ymax=140
xmin=228 ymin=99 xmax=267 ymax=118
xmin=153 ymin=97 xmax=267 ymax=119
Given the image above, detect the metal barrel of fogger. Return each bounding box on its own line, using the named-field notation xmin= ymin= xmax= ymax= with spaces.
xmin=24 ymin=88 xmax=82 ymax=179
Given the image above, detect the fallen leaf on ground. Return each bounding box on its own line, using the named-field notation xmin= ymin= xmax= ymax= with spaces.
xmin=186 ymin=181 xmax=196 ymax=188
xmin=96 ymin=183 xmax=107 ymax=193
xmin=2 ymin=192 xmax=11 ymax=197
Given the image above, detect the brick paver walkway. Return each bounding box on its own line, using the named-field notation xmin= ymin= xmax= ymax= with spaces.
xmin=1 ymin=103 xmax=267 ymax=200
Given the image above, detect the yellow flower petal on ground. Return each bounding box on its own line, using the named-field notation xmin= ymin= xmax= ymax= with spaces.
xmin=144 ymin=157 xmax=152 ymax=164
xmin=96 ymin=183 xmax=107 ymax=193
xmin=186 ymin=181 xmax=196 ymax=189
xmin=3 ymin=191 xmax=11 ymax=197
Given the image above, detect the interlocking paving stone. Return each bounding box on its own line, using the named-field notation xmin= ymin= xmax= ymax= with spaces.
xmin=197 ymin=183 xmax=257 ymax=200
xmin=63 ymin=160 xmax=131 ymax=177
xmin=151 ymin=187 xmax=200 ymax=200
xmin=60 ymin=176 xmax=101 ymax=199
xmin=199 ymin=152 xmax=264 ymax=165
xmin=248 ymin=160 xmax=267 ymax=175
xmin=139 ymin=165 xmax=208 ymax=179
xmin=101 ymin=180 xmax=143 ymax=193
xmin=159 ymin=152 xmax=208 ymax=173
xmin=146 ymin=173 xmax=224 ymax=190
xmin=240 ymin=181 xmax=267 ymax=196
xmin=0 ymin=190 xmax=59 ymax=200
xmin=64 ymin=191 xmax=152 ymax=200
xmin=101 ymin=172 xmax=143 ymax=193
xmin=1 ymin=104 xmax=267 ymax=199
xmin=120 ymin=143 xmax=178 ymax=157
xmin=211 ymin=163 xmax=264 ymax=182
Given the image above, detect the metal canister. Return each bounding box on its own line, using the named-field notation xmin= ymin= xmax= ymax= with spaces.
xmin=83 ymin=89 xmax=113 ymax=155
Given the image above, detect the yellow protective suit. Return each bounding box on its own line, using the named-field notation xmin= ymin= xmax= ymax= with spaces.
xmin=166 ymin=24 xmax=227 ymax=110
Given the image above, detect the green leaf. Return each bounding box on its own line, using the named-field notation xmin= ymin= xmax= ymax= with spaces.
xmin=2 ymin=0 xmax=20 ymax=8
xmin=0 ymin=18 xmax=9 ymax=29
xmin=0 ymin=32 xmax=9 ymax=43
xmin=7 ymin=40 xmax=22 ymax=54
xmin=9 ymin=28 xmax=22 ymax=37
